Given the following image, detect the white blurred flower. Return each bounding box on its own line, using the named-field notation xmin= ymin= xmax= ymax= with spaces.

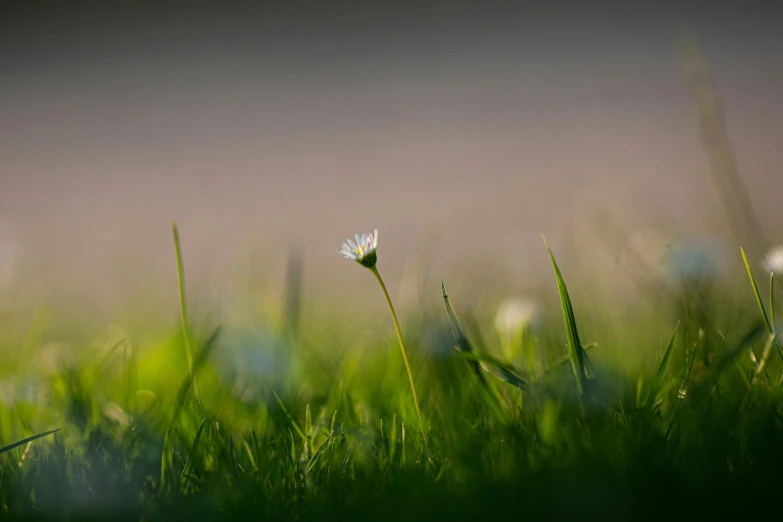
xmin=762 ymin=245 xmax=783 ymax=276
xmin=494 ymin=297 xmax=541 ymax=339
xmin=657 ymin=239 xmax=726 ymax=288
xmin=337 ymin=229 xmax=378 ymax=268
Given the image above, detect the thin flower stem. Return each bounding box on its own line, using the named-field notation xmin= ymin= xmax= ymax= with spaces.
xmin=369 ymin=265 xmax=424 ymax=430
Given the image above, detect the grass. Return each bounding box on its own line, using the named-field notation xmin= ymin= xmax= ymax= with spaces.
xmin=1 ymin=229 xmax=782 ymax=522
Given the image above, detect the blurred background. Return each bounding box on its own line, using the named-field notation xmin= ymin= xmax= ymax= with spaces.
xmin=1 ymin=1 xmax=782 ymax=323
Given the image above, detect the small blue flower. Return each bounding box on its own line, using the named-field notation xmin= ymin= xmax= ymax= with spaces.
xmin=659 ymin=239 xmax=726 ymax=286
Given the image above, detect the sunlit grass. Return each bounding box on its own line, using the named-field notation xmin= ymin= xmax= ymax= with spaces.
xmin=0 ymin=227 xmax=782 ymax=521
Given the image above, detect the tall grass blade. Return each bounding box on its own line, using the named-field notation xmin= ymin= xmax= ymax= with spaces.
xmin=243 ymin=439 xmax=258 ymax=472
xmin=679 ymin=31 xmax=767 ymax=257
xmin=160 ymin=427 xmax=174 ymax=495
xmin=741 ymin=247 xmax=772 ymax=334
xmin=441 ymin=280 xmax=491 ymax=386
xmin=305 ymin=431 xmax=334 ymax=475
xmin=543 ymin=236 xmax=588 ymax=395
xmin=645 ymin=322 xmax=680 ymax=407
xmin=664 ymin=340 xmax=700 ymax=442
xmin=441 ymin=280 xmax=519 ymax=420
xmin=273 ymin=390 xmax=306 ymax=441
xmin=0 ymin=428 xmax=61 ymax=455
xmin=770 ymin=272 xmax=776 ymax=332
xmin=457 ymin=352 xmax=526 ymax=389
xmin=770 ymin=272 xmax=783 ymax=362
xmin=172 ymin=222 xmax=201 ymax=407
xmin=284 ymin=249 xmax=303 ymax=342
xmin=169 ymin=327 xmax=221 ymax=428
xmin=539 ymin=343 xmax=598 ymax=378
xmin=180 ymin=418 xmax=208 ymax=491
xmin=304 ymin=403 xmax=312 ymax=459
xmin=248 ymin=429 xmax=261 ymax=471
xmin=754 ymin=334 xmax=776 ymax=380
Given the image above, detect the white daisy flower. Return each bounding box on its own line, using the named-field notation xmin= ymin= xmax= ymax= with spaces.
xmin=337 ymin=227 xmax=423 ymax=424
xmin=494 ymin=297 xmax=541 ymax=339
xmin=762 ymin=245 xmax=783 ymax=276
xmin=337 ymin=229 xmax=379 ymax=268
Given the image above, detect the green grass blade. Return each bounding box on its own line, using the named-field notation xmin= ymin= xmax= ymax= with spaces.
xmin=169 ymin=327 xmax=221 ymax=429
xmin=770 ymin=272 xmax=783 ymax=362
xmin=305 ymin=431 xmax=334 ymax=475
xmin=284 ymin=249 xmax=303 ymax=342
xmin=441 ymin=280 xmax=491 ymax=386
xmin=543 ymin=236 xmax=587 ymax=395
xmin=679 ymin=33 xmax=768 ymax=255
xmin=770 ymin=272 xmax=776 ymax=332
xmin=160 ymin=428 xmax=173 ymax=495
xmin=664 ymin=340 xmax=700 ymax=442
xmin=180 ymin=418 xmax=208 ymax=491
xmin=741 ymin=247 xmax=772 ymax=334
xmin=754 ymin=334 xmax=776 ymax=380
xmin=539 ymin=343 xmax=598 ymax=378
xmin=441 ymin=280 xmax=521 ymax=419
xmin=304 ymin=403 xmax=312 ymax=459
xmin=479 ymin=363 xmax=527 ymax=389
xmin=457 ymin=351 xmax=527 ymax=388
xmin=441 ymin=282 xmax=477 ymax=352
xmin=655 ymin=322 xmax=680 ymax=383
xmin=172 ymin=222 xmax=201 ymax=407
xmin=243 ymin=439 xmax=258 ymax=472
xmin=0 ymin=428 xmax=61 ymax=455
xmin=273 ymin=390 xmax=306 ymax=442
xmin=687 ymin=322 xmax=765 ymax=405
xmin=646 ymin=321 xmax=681 ymax=407
xmin=288 ymin=428 xmax=297 ymax=466
xmin=249 ymin=429 xmax=261 ymax=471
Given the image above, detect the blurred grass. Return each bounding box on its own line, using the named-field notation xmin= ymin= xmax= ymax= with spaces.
xmin=1 ymin=225 xmax=781 ymax=522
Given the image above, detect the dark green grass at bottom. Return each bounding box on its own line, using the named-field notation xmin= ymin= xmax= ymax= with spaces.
xmin=13 ymin=462 xmax=779 ymax=522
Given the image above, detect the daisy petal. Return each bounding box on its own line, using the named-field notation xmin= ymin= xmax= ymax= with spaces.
xmin=337 ymin=229 xmax=380 ymax=266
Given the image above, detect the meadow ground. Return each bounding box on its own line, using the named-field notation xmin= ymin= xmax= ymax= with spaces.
xmin=1 ymin=231 xmax=783 ymax=522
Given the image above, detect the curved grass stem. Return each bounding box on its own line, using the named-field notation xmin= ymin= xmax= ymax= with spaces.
xmin=369 ymin=265 xmax=423 ymax=430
